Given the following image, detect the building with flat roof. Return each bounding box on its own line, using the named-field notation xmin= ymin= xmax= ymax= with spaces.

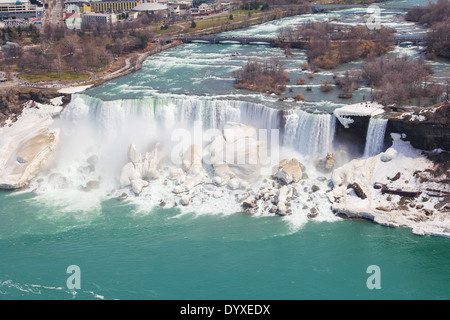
xmin=131 ymin=2 xmax=168 ymax=14
xmin=87 ymin=0 xmax=140 ymax=13
xmin=83 ymin=12 xmax=117 ymax=24
xmin=0 ymin=0 xmax=40 ymax=20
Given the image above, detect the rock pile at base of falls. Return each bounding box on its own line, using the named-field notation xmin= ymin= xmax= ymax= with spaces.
xmin=172 ymin=144 xmax=207 ymax=195
xmin=327 ymin=134 xmax=450 ymax=238
xmin=115 ymin=122 xmax=338 ymax=222
xmin=273 ymin=158 xmax=303 ymax=185
xmin=119 ymin=143 xmax=161 ymax=195
xmin=209 ymin=122 xmax=262 ymax=190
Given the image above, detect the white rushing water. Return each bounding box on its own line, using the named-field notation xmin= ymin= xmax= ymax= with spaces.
xmin=363 ymin=117 xmax=388 ymax=157
xmin=62 ymin=94 xmax=338 ymax=159
xmin=7 ymin=0 xmax=448 ymax=236
xmin=63 ymin=94 xmax=282 ymax=134
xmin=283 ymin=109 xmax=336 ymax=157
xmin=17 ymin=93 xmax=341 ymax=231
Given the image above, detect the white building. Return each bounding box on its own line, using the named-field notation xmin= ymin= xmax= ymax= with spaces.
xmin=83 ymin=12 xmax=117 ymax=24
xmin=131 ymin=2 xmax=169 ymax=15
xmin=198 ymin=3 xmax=211 ymax=14
xmin=65 ymin=11 xmax=82 ymax=29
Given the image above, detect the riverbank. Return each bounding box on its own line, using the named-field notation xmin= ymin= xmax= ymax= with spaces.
xmin=1 ymin=1 xmax=450 ymax=239
xmin=329 ymin=133 xmax=450 ymax=238
xmin=0 ymin=40 xmax=182 ymax=124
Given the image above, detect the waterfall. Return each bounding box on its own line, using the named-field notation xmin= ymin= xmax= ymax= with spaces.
xmin=62 ymin=94 xmax=341 ymax=158
xmin=283 ymin=109 xmax=336 ymax=157
xmin=62 ymin=94 xmax=282 ymax=137
xmin=363 ymin=117 xmax=388 ymax=157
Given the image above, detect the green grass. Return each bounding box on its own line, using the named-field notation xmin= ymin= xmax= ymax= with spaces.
xmin=189 ymin=11 xmax=267 ymax=33
xmin=19 ymin=71 xmax=90 ymax=82
xmin=154 ymin=25 xmax=179 ymax=35
xmin=194 ymin=15 xmax=236 ymax=30
xmin=231 ymin=8 xmax=262 ymax=15
xmin=147 ymin=8 xmax=271 ymax=37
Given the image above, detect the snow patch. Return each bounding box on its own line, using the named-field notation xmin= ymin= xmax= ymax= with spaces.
xmin=333 ymin=102 xmax=385 ymax=128
xmin=328 ymin=133 xmax=450 ymax=237
xmin=58 ymin=85 xmax=92 ymax=94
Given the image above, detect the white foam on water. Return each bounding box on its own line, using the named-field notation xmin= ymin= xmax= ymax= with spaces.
xmin=0 ymin=279 xmax=106 ymax=299
xmin=119 ymin=142 xmax=340 ymax=231
xmin=18 ymin=93 xmax=349 ymax=232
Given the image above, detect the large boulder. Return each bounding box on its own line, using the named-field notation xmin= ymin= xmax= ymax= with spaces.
xmin=119 ymin=143 xmax=160 ymax=193
xmin=276 ymin=185 xmax=289 ymax=216
xmin=119 ymin=162 xmax=140 ymax=187
xmin=274 ymin=158 xmax=303 ymax=185
xmin=325 ymin=152 xmax=336 ymax=170
xmin=209 ymin=122 xmax=262 ymax=185
xmin=223 ymin=122 xmax=257 ymax=143
xmin=182 ymin=144 xmax=202 ymax=172
xmin=131 ymin=178 xmax=148 ymax=195
xmin=169 ymin=167 xmax=184 ymax=180
xmin=172 ymin=144 xmax=206 ymax=193
xmin=315 ymin=152 xmax=336 ymax=173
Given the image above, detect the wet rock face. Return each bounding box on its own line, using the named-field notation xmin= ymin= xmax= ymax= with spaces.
xmin=274 ymin=158 xmax=303 ymax=185
xmin=332 ymin=103 xmax=450 ymax=154
xmin=334 ymin=115 xmax=370 ymax=154
xmin=387 ymin=103 xmax=450 ymax=151
xmin=387 ymin=121 xmax=450 ymax=151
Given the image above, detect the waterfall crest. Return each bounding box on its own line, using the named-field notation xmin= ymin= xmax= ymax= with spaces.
xmin=62 ymin=94 xmax=281 ymax=136
xmin=62 ymin=94 xmax=340 ymax=159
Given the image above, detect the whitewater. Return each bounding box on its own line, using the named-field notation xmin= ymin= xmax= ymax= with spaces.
xmin=1 ymin=0 xmax=450 ymax=300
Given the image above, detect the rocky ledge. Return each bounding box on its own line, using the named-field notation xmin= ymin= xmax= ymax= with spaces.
xmin=0 ymin=87 xmax=71 ymax=126
xmin=328 ymin=133 xmax=450 ymax=237
xmin=0 ymin=99 xmax=63 ymax=189
xmin=387 ymin=102 xmax=450 ymax=151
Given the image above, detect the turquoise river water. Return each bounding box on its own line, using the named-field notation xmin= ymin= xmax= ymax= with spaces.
xmin=1 ymin=0 xmax=449 ymax=300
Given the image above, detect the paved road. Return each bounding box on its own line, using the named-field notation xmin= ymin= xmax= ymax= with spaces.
xmin=43 ymin=0 xmax=64 ymax=28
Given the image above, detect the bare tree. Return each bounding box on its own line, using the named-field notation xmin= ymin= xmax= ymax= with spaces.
xmin=363 ymin=56 xmax=438 ymax=105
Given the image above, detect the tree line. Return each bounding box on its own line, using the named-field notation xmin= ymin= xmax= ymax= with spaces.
xmin=234 ymin=17 xmax=447 ymax=106
xmin=234 ymin=57 xmax=290 ymax=94
xmin=1 ymin=13 xmax=160 ymax=79
xmin=0 ymin=24 xmax=40 ymax=47
xmin=277 ymin=21 xmax=394 ymax=70
xmin=362 ymin=56 xmax=443 ymax=106
xmin=405 ymin=0 xmax=450 ymax=60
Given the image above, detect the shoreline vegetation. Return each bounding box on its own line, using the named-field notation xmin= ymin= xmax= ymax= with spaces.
xmin=0 ymin=0 xmax=449 ymax=110
xmin=0 ymin=0 xmax=394 ymax=93
xmin=0 ymin=2 xmax=310 ymax=92
xmin=234 ymin=57 xmax=290 ymax=94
